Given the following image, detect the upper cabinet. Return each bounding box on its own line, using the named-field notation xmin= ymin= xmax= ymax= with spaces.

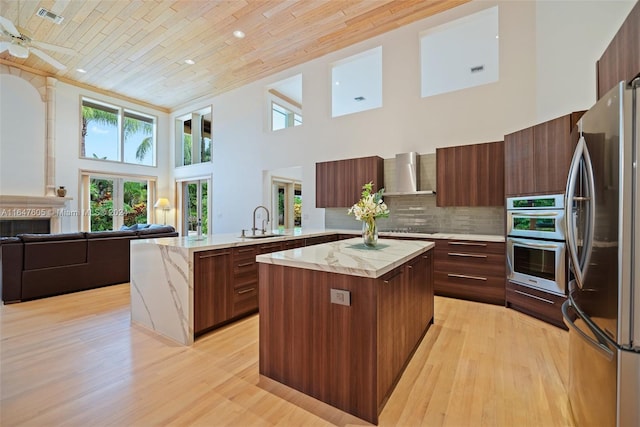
xmin=504 ymin=112 xmax=584 ymax=197
xmin=316 ymin=156 xmax=384 ymax=208
xmin=597 ymin=1 xmax=640 ymax=99
xmin=436 ymin=141 xmax=504 ymax=207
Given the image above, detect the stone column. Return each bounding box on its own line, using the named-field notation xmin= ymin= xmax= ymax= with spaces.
xmin=45 ymin=77 xmax=56 ymax=196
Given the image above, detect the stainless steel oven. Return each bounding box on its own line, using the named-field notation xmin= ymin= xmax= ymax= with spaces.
xmin=506 ymin=236 xmax=566 ymax=295
xmin=506 ymin=194 xmax=565 ymax=240
xmin=506 ymin=194 xmax=567 ymax=295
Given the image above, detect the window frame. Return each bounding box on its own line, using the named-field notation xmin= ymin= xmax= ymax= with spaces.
xmin=79 ymin=170 xmax=158 ymax=232
xmin=175 ymin=106 xmax=213 ymax=168
xmin=80 ymin=97 xmax=157 ymax=167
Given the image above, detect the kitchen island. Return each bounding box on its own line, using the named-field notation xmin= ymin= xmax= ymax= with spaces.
xmin=257 ymin=237 xmax=435 ymax=424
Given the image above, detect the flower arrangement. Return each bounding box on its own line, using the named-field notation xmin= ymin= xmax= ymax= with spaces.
xmin=348 ymin=182 xmax=390 ymax=246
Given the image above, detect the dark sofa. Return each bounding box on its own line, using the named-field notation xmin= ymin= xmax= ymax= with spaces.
xmin=1 ymin=225 xmax=178 ymax=303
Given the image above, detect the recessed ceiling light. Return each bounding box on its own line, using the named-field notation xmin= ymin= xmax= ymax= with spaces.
xmin=184 ymin=59 xmax=195 ymax=65
xmin=233 ymin=30 xmax=245 ymax=39
xmin=335 ymin=81 xmax=340 ymax=86
xmin=76 ymin=68 xmax=87 ymax=73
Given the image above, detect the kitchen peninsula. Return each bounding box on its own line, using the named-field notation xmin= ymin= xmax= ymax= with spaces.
xmin=257 ymin=238 xmax=435 ymax=424
xmin=129 ymin=229 xmax=339 ymax=345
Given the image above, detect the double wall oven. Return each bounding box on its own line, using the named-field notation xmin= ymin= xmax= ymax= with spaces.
xmin=506 ymin=194 xmax=567 ymax=296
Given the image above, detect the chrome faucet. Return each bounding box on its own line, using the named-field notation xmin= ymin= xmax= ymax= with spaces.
xmin=252 ymin=205 xmax=270 ymax=235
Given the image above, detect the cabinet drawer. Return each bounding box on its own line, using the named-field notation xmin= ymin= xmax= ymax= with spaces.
xmin=232 ymin=246 xmax=258 ymax=284
xmin=434 ymin=272 xmax=505 ymax=305
xmin=283 ymin=239 xmax=305 ymax=250
xmin=435 ymin=251 xmax=505 ymax=276
xmin=506 ymin=281 xmax=567 ymax=329
xmin=232 ymin=284 xmax=258 ymax=317
xmin=304 ymin=235 xmax=337 ymax=246
xmin=435 ymin=239 xmax=504 ymax=255
xmin=258 ymin=242 xmax=284 ymax=254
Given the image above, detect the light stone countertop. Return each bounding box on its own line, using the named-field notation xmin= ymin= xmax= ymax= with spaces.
xmin=256 ymin=237 xmax=435 ymax=278
xmin=131 ymin=228 xmax=504 ymax=253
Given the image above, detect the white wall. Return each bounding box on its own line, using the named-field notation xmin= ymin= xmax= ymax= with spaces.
xmin=0 ymin=72 xmax=171 ymax=232
xmin=173 ymin=0 xmax=633 ymax=234
xmin=535 ymin=0 xmax=636 ymax=122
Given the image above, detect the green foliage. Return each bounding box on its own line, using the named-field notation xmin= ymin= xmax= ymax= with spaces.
xmin=82 ymin=105 xmax=153 ymax=162
xmin=89 ymin=179 xmax=147 ymax=231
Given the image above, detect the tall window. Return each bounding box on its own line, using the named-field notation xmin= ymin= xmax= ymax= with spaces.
xmin=80 ymin=172 xmax=156 ymax=231
xmin=267 ymin=74 xmax=302 ymax=132
xmin=81 ymin=98 xmax=156 ymax=166
xmin=176 ymin=106 xmax=212 ymax=167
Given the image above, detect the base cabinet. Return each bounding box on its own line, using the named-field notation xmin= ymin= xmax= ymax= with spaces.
xmin=506 ymin=281 xmax=567 ymax=329
xmin=194 ymin=235 xmax=345 ymax=336
xmin=433 ymin=239 xmax=505 ymax=305
xmin=194 ymin=249 xmax=232 ymax=334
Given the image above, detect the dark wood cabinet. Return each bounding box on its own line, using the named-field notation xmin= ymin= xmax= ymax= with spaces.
xmin=506 ymin=281 xmax=567 ymax=330
xmin=316 ymin=155 xmax=384 ymax=207
xmin=436 ymin=141 xmax=504 ymax=207
xmin=433 ymin=239 xmax=505 ymax=305
xmin=597 ymin=1 xmax=640 ymax=100
xmin=194 ymin=248 xmax=232 ymax=334
xmin=504 ymin=112 xmax=584 ymax=197
xmin=231 ymin=246 xmax=260 ymax=317
xmin=259 ymin=247 xmax=434 ymax=424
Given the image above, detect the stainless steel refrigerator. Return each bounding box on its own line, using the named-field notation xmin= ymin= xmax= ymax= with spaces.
xmin=563 ymin=79 xmax=640 ymax=427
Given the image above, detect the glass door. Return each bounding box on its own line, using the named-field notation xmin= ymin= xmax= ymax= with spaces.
xmin=271 ymin=178 xmax=302 ymax=232
xmin=182 ymin=179 xmax=208 ymax=236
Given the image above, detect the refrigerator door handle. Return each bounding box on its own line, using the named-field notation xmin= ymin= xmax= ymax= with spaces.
xmin=565 ymin=137 xmax=586 ymax=288
xmin=562 ymin=300 xmax=615 ymax=361
xmin=565 ymin=136 xmax=596 ymax=289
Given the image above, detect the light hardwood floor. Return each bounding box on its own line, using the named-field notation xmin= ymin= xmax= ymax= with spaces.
xmin=1 ymin=284 xmax=574 ymax=426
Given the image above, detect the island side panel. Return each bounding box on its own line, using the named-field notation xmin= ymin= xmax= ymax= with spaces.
xmin=377 ymin=250 xmax=434 ymax=407
xmin=259 ymin=263 xmax=379 ymax=424
xmin=130 ymin=242 xmax=193 ymax=345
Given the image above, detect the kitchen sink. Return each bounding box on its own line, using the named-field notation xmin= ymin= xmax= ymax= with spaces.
xmin=240 ymin=233 xmax=279 ymax=239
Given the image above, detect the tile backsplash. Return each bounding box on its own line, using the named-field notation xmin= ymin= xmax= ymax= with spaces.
xmin=326 ymin=195 xmax=504 ymax=235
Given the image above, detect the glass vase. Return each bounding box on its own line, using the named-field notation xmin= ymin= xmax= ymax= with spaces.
xmin=362 ymin=219 xmax=378 ymax=247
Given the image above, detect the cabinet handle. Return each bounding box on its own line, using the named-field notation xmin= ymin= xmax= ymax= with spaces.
xmin=448 ymin=252 xmax=488 ymax=259
xmin=237 ymin=248 xmax=254 ymax=253
xmin=513 ymin=289 xmax=554 ymax=304
xmin=383 ymin=270 xmax=403 ymax=284
xmin=236 ymin=262 xmax=254 ymax=268
xmin=448 ymin=273 xmax=487 ymax=281
xmin=448 ymin=242 xmax=487 ymax=247
xmin=237 ymin=287 xmax=255 ymax=295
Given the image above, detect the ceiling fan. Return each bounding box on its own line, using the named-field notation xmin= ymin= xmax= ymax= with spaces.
xmin=0 ymin=15 xmax=75 ymax=70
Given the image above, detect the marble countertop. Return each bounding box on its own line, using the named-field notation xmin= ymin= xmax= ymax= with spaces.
xmin=256 ymin=237 xmax=435 ymax=278
xmin=130 ymin=228 xmax=504 ymax=253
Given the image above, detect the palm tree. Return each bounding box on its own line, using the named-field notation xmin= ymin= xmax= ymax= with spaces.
xmin=82 ymin=105 xmax=153 ymax=162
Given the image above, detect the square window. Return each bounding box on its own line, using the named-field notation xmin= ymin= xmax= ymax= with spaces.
xmin=420 ymin=6 xmax=499 ymax=98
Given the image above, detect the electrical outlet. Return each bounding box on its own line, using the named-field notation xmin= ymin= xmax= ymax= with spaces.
xmin=330 ymin=289 xmax=351 ymax=306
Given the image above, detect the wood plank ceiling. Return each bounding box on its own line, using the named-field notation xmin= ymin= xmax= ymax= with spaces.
xmin=0 ymin=0 xmax=469 ymax=111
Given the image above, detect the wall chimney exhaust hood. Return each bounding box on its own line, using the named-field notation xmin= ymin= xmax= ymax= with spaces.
xmin=384 ymin=152 xmax=435 ymax=196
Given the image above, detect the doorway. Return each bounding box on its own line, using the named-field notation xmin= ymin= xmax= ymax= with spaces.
xmin=181 ymin=179 xmax=209 ymax=236
xmin=271 ymin=178 xmax=302 ymax=231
